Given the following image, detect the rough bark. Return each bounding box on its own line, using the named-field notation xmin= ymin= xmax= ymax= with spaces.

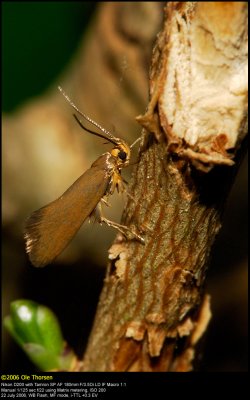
xmin=2 ymin=2 xmax=247 ymax=372
xmin=81 ymin=2 xmax=248 ymax=371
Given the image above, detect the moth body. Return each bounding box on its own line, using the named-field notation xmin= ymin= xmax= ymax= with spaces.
xmin=24 ymin=87 xmax=142 ymax=268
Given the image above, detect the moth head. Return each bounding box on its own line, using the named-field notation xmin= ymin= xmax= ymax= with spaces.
xmin=111 ymin=141 xmax=130 ymax=168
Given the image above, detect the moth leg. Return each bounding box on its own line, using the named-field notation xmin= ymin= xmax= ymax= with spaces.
xmin=115 ymin=176 xmax=136 ymax=202
xmin=109 ymin=171 xmax=135 ymax=202
xmin=101 ymin=197 xmax=111 ymax=207
xmin=89 ymin=197 xmax=110 ymax=223
xmin=97 ymin=203 xmax=144 ymax=244
xmin=101 ymin=217 xmax=145 ymax=244
xmin=123 ymin=188 xmax=136 ymax=202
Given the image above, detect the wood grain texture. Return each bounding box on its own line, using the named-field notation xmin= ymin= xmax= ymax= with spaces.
xmin=82 ymin=137 xmax=234 ymax=371
xmin=81 ymin=2 xmax=247 ymax=371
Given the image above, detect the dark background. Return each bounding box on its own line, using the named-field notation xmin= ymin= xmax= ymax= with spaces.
xmin=2 ymin=2 xmax=96 ymax=112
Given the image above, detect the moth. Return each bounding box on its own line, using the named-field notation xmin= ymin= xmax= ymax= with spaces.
xmin=24 ymin=87 xmax=143 ymax=267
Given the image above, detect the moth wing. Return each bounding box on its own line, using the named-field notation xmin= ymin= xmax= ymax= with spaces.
xmin=24 ymin=167 xmax=110 ymax=267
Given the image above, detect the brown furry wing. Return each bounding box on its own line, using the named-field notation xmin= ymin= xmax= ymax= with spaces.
xmin=24 ymin=166 xmax=110 ymax=267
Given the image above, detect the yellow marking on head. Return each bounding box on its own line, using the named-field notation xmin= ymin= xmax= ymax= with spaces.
xmin=111 ymin=141 xmax=130 ymax=168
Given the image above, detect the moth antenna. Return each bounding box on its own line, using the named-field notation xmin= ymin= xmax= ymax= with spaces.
xmin=58 ymin=86 xmax=120 ymax=144
xmin=73 ymin=114 xmax=117 ymax=145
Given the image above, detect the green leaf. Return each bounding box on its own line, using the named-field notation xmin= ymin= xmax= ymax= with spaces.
xmin=4 ymin=299 xmax=76 ymax=371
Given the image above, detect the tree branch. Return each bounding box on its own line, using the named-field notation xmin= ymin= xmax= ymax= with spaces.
xmin=81 ymin=2 xmax=248 ymax=372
